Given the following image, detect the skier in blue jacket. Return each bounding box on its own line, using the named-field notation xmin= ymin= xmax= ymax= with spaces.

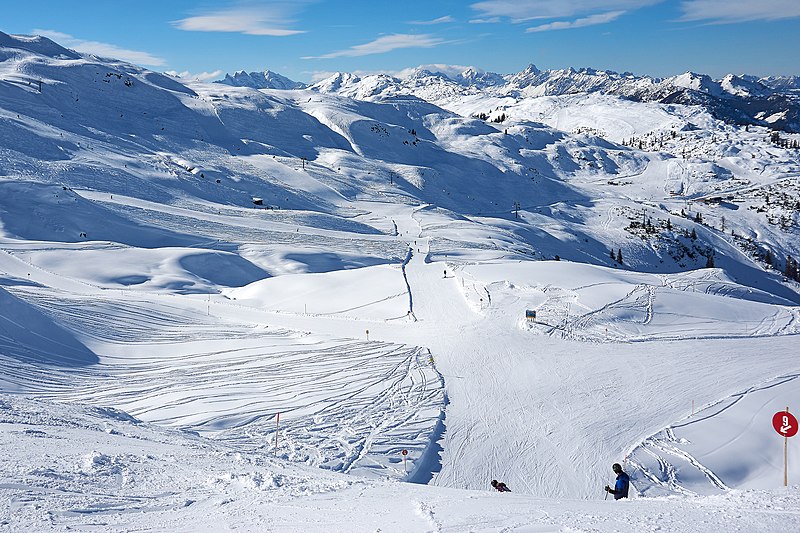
xmin=604 ymin=463 xmax=630 ymax=499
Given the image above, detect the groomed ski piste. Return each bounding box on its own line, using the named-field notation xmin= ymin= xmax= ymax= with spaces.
xmin=1 ymin=32 xmax=799 ymax=531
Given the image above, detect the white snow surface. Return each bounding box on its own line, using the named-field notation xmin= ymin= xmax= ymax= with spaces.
xmin=0 ymin=31 xmax=799 ymax=531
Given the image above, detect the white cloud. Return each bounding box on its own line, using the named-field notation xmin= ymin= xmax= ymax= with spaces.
xmin=304 ymin=34 xmax=446 ymax=59
xmin=470 ymin=0 xmax=660 ymax=21
xmin=173 ymin=2 xmax=310 ymax=36
xmin=526 ymin=10 xmax=625 ymax=32
xmin=408 ymin=15 xmax=455 ymax=25
xmin=34 ymin=29 xmax=166 ymax=66
xmin=679 ymin=0 xmax=800 ymax=23
xmin=469 ymin=17 xmax=502 ymax=24
xmin=165 ymin=70 xmax=225 ymax=82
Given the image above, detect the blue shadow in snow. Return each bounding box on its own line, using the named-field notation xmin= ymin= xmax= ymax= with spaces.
xmin=0 ymin=287 xmax=99 ymax=367
xmin=407 ymin=392 xmax=449 ymax=485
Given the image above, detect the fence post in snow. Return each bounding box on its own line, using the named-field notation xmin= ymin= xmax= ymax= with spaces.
xmin=274 ymin=412 xmax=280 ymax=454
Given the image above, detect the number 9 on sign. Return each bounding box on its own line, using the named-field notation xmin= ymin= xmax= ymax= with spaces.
xmin=773 ymin=410 xmax=798 ymax=438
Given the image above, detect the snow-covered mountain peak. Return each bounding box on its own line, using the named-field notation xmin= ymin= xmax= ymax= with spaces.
xmin=759 ymin=75 xmax=800 ymax=92
xmin=669 ymin=71 xmax=721 ymax=96
xmin=719 ymin=73 xmax=769 ymax=98
xmin=406 ymin=67 xmax=451 ymax=81
xmin=520 ymin=63 xmax=541 ymax=76
xmin=216 ymin=69 xmax=305 ymax=90
xmin=453 ymin=66 xmax=505 ymax=88
xmin=0 ymin=31 xmax=81 ymax=61
xmin=312 ymin=71 xmax=362 ymax=93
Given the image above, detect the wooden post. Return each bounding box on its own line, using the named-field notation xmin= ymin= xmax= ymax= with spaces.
xmin=274 ymin=412 xmax=280 ymax=453
xmin=785 ymin=407 xmax=789 ymax=487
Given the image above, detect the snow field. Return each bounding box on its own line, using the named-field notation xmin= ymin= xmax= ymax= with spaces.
xmin=1 ymin=32 xmax=800 ymax=531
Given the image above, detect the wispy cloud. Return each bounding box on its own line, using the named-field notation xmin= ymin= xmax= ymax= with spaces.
xmin=34 ymin=29 xmax=166 ymax=66
xmin=304 ymin=34 xmax=446 ymax=59
xmin=408 ymin=15 xmax=455 ymax=25
xmin=469 ymin=17 xmax=502 ymax=24
xmin=526 ymin=10 xmax=625 ymax=32
xmin=173 ymin=2 xmax=311 ymax=36
xmin=679 ymin=0 xmax=800 ymax=23
xmin=165 ymin=70 xmax=225 ymax=82
xmin=470 ymin=0 xmax=660 ymax=22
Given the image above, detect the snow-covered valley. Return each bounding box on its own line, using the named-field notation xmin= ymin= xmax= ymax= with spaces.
xmin=1 ymin=31 xmax=799 ymax=531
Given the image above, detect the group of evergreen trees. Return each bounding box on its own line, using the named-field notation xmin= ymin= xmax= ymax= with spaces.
xmin=769 ymin=131 xmax=800 ymax=149
xmin=473 ymin=112 xmax=507 ymax=123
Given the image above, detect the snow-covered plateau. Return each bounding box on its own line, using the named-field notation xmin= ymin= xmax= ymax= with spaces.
xmin=0 ymin=31 xmax=799 ymax=531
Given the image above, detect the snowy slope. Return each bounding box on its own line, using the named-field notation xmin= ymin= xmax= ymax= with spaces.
xmin=1 ymin=31 xmax=799 ymax=531
xmin=3 ymin=395 xmax=800 ymax=532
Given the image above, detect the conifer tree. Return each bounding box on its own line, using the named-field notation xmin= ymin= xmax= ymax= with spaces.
xmin=785 ymin=255 xmax=798 ymax=280
xmin=616 ymin=248 xmax=623 ymax=264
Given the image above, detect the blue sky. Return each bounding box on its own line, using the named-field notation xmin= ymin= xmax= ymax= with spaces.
xmin=4 ymin=1 xmax=799 ymax=82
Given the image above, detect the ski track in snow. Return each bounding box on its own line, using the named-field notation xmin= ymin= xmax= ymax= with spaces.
xmin=629 ymin=373 xmax=800 ymax=496
xmin=0 ymin=283 xmax=446 ymax=481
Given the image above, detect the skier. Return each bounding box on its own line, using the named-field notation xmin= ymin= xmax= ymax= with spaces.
xmin=604 ymin=463 xmax=630 ymax=500
xmin=491 ymin=479 xmax=511 ymax=492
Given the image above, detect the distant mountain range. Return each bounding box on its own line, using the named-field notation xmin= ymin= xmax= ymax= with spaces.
xmin=217 ymin=70 xmax=306 ymax=90
xmin=218 ymin=65 xmax=800 ymax=133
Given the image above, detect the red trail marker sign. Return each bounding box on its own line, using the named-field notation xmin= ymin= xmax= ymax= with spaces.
xmin=773 ymin=410 xmax=798 ymax=438
xmin=772 ymin=408 xmax=797 ymax=487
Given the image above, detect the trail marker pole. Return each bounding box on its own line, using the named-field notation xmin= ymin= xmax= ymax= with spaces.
xmin=402 ymin=449 xmax=408 ymax=474
xmin=366 ymin=329 xmax=369 ymax=341
xmin=274 ymin=412 xmax=280 ymax=454
xmin=772 ymin=408 xmax=798 ymax=487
